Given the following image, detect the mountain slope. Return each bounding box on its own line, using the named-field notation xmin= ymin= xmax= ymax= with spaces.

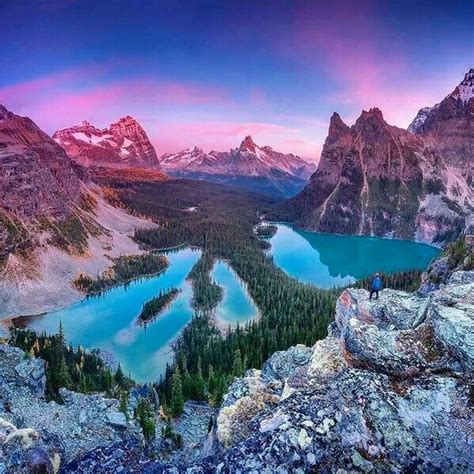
xmin=53 ymin=116 xmax=161 ymax=169
xmin=409 ymin=68 xmax=474 ymax=175
xmin=0 ymin=105 xmax=156 ymax=317
xmin=277 ymin=70 xmax=473 ymax=244
xmin=161 ymin=136 xmax=316 ymax=198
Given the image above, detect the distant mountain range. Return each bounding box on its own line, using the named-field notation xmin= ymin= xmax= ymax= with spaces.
xmin=277 ymin=69 xmax=473 ymax=244
xmin=161 ymin=136 xmax=317 ymax=197
xmin=54 ymin=117 xmax=316 ymax=198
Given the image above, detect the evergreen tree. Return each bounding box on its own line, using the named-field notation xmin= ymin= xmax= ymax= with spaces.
xmin=170 ymin=368 xmax=184 ymax=417
xmin=57 ymin=354 xmax=72 ymax=389
xmin=114 ymin=363 xmax=125 ymax=386
xmin=136 ymin=399 xmax=156 ymax=442
xmin=232 ymin=348 xmax=243 ymax=376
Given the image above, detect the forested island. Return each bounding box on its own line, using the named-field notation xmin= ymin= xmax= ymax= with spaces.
xmin=74 ymin=253 xmax=169 ymax=294
xmin=138 ymin=288 xmax=181 ymax=323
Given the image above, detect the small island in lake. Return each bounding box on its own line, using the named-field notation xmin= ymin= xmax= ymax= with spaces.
xmin=255 ymin=224 xmax=278 ymax=238
xmin=138 ymin=288 xmax=181 ymax=323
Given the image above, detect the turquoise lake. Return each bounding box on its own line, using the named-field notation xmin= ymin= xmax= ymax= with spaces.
xmin=18 ymin=248 xmax=259 ymax=383
xmin=268 ymin=223 xmax=441 ymax=288
xmin=16 ymin=226 xmax=439 ymax=382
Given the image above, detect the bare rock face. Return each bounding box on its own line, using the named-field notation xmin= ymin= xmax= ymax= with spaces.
xmin=53 ymin=116 xmax=161 ymax=169
xmin=280 ymin=70 xmax=474 ymax=243
xmin=0 ymin=105 xmax=84 ymax=259
xmin=203 ymin=271 xmax=473 ymax=472
xmin=0 ymin=105 xmax=81 ymax=221
xmin=412 ymin=68 xmax=474 ymax=175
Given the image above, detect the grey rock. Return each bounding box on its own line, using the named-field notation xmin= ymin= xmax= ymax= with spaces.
xmin=107 ymin=412 xmax=128 ymax=428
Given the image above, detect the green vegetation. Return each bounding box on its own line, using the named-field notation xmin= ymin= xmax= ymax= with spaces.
xmin=187 ymin=252 xmax=223 ymax=311
xmin=74 ymin=253 xmax=169 ymax=294
xmin=9 ymin=324 xmax=132 ymax=402
xmin=255 ymin=223 xmax=278 ymax=238
xmin=444 ymin=236 xmax=473 ymax=270
xmin=355 ymin=269 xmax=423 ymax=293
xmin=138 ymin=288 xmax=181 ymax=323
xmin=135 ymin=399 xmax=156 ymax=442
xmin=39 ymin=215 xmax=90 ymax=253
xmin=99 ymin=180 xmax=337 ymax=408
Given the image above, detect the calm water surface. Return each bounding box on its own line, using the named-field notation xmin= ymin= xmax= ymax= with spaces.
xmin=211 ymin=261 xmax=258 ymax=326
xmin=19 ymin=248 xmax=259 ymax=382
xmin=268 ymin=223 xmax=440 ymax=288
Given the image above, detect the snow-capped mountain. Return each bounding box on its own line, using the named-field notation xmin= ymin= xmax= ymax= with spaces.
xmin=161 ymin=136 xmax=316 ymax=197
xmin=407 ymin=106 xmax=432 ymax=133
xmin=277 ymin=69 xmax=474 ymax=244
xmin=160 ymin=146 xmax=219 ymax=174
xmin=53 ymin=116 xmax=161 ymax=169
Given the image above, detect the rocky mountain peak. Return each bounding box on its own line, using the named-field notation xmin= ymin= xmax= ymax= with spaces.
xmin=239 ymin=135 xmax=258 ymax=152
xmin=357 ymin=107 xmax=385 ymax=122
xmin=54 ymin=116 xmax=161 ymax=169
xmin=407 ymin=106 xmax=432 ymax=133
xmin=0 ymin=104 xmax=10 ymax=119
xmin=451 ymin=67 xmax=474 ymax=103
xmin=327 ymin=112 xmax=350 ymax=142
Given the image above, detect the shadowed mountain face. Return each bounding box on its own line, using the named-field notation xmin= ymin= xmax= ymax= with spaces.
xmin=0 ymin=105 xmax=81 ymax=221
xmin=409 ymin=68 xmax=474 ymax=175
xmin=161 ymin=136 xmax=316 ymax=198
xmin=0 ymin=104 xmax=85 ymax=258
xmin=53 ymin=116 xmax=162 ymax=169
xmin=277 ymin=70 xmax=473 ymax=244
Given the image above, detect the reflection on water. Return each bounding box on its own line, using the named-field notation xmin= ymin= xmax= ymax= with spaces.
xmin=269 ymin=223 xmax=440 ymax=288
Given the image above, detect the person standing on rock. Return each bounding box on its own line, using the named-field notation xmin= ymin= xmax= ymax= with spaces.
xmin=370 ymin=273 xmax=382 ymax=300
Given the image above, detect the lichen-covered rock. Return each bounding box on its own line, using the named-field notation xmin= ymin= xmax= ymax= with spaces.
xmin=0 ymin=344 xmax=142 ymax=473
xmin=202 ymin=270 xmax=474 ymax=472
xmin=261 ymin=344 xmax=312 ymax=381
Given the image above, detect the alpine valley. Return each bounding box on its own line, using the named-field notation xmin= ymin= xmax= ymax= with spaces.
xmin=0 ymin=4 xmax=473 ymax=471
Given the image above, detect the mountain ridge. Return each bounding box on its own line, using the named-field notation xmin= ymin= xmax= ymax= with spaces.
xmin=53 ymin=116 xmax=162 ymax=169
xmin=276 ymin=69 xmax=473 ymax=244
xmin=161 ymin=136 xmax=316 ymax=198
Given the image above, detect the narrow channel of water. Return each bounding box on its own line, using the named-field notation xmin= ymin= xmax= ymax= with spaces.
xmin=210 ymin=260 xmax=259 ymax=327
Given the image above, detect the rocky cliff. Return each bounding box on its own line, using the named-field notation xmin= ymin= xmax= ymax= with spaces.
xmin=409 ymin=68 xmax=474 ymax=177
xmin=53 ymin=116 xmax=161 ymax=169
xmin=201 ymin=266 xmax=473 ymax=472
xmin=0 ymin=344 xmax=143 ymax=473
xmin=278 ymin=70 xmax=473 ymax=244
xmin=0 ymin=104 xmax=82 ymax=251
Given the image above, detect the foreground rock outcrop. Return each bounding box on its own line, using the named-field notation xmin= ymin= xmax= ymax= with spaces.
xmin=204 ymin=270 xmax=473 ymax=472
xmin=0 ymin=344 xmax=142 ymax=473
